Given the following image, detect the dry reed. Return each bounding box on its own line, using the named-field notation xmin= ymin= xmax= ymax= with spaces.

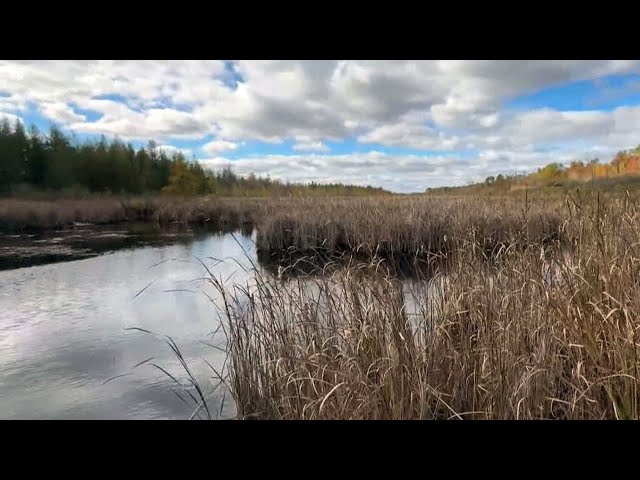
xmin=208 ymin=191 xmax=640 ymax=419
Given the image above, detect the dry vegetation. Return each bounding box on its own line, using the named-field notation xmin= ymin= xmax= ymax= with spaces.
xmin=3 ymin=190 xmax=640 ymax=419
xmin=203 ymin=190 xmax=640 ymax=419
xmin=0 ymin=196 xmax=264 ymax=232
xmin=255 ymin=194 xmax=564 ymax=267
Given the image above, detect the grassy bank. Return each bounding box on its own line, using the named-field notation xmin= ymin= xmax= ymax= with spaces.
xmin=207 ymin=190 xmax=640 ymax=419
xmin=0 ymin=196 xmax=264 ymax=233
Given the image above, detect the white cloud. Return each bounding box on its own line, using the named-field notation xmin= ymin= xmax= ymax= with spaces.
xmin=5 ymin=60 xmax=637 ymax=145
xmin=202 ymin=139 xmax=238 ymax=155
xmin=2 ymin=60 xmax=640 ymax=190
xmin=292 ymin=140 xmax=330 ymax=152
xmin=199 ymin=138 xmax=640 ymax=193
xmin=371 ymin=103 xmax=640 ymax=160
xmin=475 ymin=105 xmax=640 ymax=153
xmin=200 ymin=151 xmax=473 ymax=192
xmin=0 ymin=94 xmax=25 ymax=113
xmin=158 ymin=144 xmax=193 ymax=158
xmin=0 ymin=112 xmax=22 ymax=125
xmin=39 ymin=102 xmax=86 ymax=124
xmin=358 ymin=117 xmax=460 ymax=151
xmin=68 ymin=107 xmax=211 ymax=141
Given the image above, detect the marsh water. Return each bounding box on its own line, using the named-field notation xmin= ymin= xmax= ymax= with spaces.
xmin=0 ymin=224 xmax=431 ymax=420
xmin=0 ymin=225 xmax=262 ymax=419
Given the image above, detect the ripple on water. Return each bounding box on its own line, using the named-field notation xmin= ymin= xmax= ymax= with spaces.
xmin=0 ymin=228 xmax=255 ymax=419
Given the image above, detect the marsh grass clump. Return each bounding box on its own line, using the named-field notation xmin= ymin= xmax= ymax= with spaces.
xmin=254 ymin=195 xmax=566 ymax=267
xmin=208 ymin=191 xmax=640 ymax=419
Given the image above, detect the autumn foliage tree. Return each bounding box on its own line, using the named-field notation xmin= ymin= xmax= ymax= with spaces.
xmin=504 ymin=149 xmax=640 ymax=190
xmin=162 ymin=154 xmax=210 ymax=195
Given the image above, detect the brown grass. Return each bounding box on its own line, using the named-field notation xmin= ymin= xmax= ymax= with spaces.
xmin=0 ymin=194 xmax=563 ymax=263
xmin=13 ymin=190 xmax=638 ymax=419
xmin=0 ymin=196 xmax=265 ymax=232
xmin=0 ymin=198 xmax=127 ymax=231
xmin=208 ymin=191 xmax=640 ymax=419
xmin=255 ymin=194 xmax=565 ymax=268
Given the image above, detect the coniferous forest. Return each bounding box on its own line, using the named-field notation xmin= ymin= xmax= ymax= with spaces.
xmin=0 ymin=117 xmax=389 ymax=197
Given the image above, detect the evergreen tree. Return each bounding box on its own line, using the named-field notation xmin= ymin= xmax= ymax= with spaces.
xmin=0 ymin=115 xmax=392 ymax=197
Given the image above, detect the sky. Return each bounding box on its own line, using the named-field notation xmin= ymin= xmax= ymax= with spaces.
xmin=1 ymin=60 xmax=640 ymax=193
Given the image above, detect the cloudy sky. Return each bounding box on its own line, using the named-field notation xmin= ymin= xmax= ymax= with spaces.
xmin=1 ymin=60 xmax=640 ymax=192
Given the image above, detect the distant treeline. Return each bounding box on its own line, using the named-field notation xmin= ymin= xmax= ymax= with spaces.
xmin=0 ymin=117 xmax=390 ymax=197
xmin=427 ymin=145 xmax=640 ymax=194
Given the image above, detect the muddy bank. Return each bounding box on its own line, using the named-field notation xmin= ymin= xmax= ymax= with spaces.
xmin=0 ymin=222 xmax=221 ymax=271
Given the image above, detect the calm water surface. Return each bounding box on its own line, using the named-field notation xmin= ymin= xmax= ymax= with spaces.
xmin=0 ymin=228 xmax=257 ymax=419
xmin=0 ymin=225 xmax=435 ymax=419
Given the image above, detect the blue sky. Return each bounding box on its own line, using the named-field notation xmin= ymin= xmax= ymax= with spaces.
xmin=1 ymin=60 xmax=640 ymax=192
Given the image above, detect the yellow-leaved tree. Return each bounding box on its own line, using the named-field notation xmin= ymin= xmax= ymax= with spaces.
xmin=161 ymin=154 xmax=204 ymax=195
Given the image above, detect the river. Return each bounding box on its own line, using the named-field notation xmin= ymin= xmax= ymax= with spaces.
xmin=0 ymin=223 xmax=438 ymax=419
xmin=0 ymin=226 xmax=259 ymax=419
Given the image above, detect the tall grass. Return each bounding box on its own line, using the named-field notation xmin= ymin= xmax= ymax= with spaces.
xmin=207 ymin=191 xmax=640 ymax=419
xmin=7 ymin=190 xmax=639 ymax=419
xmin=0 ymin=193 xmax=563 ymax=264
xmin=0 ymin=196 xmax=264 ymax=232
xmin=255 ymin=194 xmax=565 ymax=267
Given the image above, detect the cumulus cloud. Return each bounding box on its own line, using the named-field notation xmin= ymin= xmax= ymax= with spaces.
xmin=158 ymin=144 xmax=193 ymax=158
xmin=356 ymin=101 xmax=640 ymax=156
xmin=0 ymin=112 xmax=22 ymax=125
xmin=0 ymin=94 xmax=25 ymax=113
xmin=5 ymin=60 xmax=638 ymax=144
xmin=472 ymin=104 xmax=640 ymax=153
xmin=292 ymin=140 xmax=330 ymax=152
xmin=201 ymin=144 xmax=624 ymax=193
xmin=68 ymin=106 xmax=211 ymax=141
xmin=358 ymin=117 xmax=460 ymax=150
xmin=39 ymin=102 xmax=86 ymax=124
xmin=589 ymin=78 xmax=640 ymax=106
xmin=201 ymin=151 xmax=475 ymax=192
xmin=2 ymin=60 xmax=640 ymax=190
xmin=202 ymin=139 xmax=238 ymax=155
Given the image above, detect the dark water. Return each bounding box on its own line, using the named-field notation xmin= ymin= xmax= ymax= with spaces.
xmin=0 ymin=227 xmax=258 ymax=419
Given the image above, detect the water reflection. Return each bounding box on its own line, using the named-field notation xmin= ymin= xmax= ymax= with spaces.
xmin=0 ymin=229 xmax=256 ymax=419
xmin=0 ymin=225 xmax=443 ymax=420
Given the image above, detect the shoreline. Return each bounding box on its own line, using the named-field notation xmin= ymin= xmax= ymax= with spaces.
xmin=0 ymin=220 xmax=235 ymax=271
